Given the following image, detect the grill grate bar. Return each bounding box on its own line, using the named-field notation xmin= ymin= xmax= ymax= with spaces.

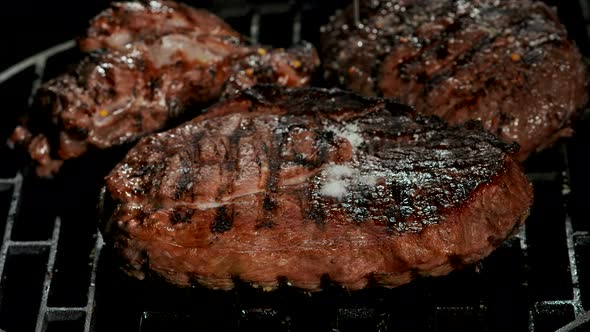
xmin=292 ymin=10 xmax=302 ymax=44
xmin=0 ymin=179 xmax=15 ymax=185
xmin=250 ymin=11 xmax=261 ymax=44
xmin=517 ymin=223 xmax=533 ymax=331
xmin=7 ymin=240 xmax=54 ymax=247
xmin=537 ymin=301 xmax=578 ymax=307
xmin=0 ymin=172 xmax=24 ymax=283
xmin=517 ymin=224 xmax=528 ymax=251
xmin=28 ymin=56 xmax=47 ymax=106
xmin=581 ymin=0 xmax=590 ymax=21
xmin=565 ymin=214 xmax=584 ymax=316
xmin=46 ymin=307 xmax=86 ymax=321
xmin=528 ymin=309 xmax=536 ymax=332
xmin=35 ymin=217 xmax=62 ymax=332
xmin=83 ymin=233 xmax=104 ymax=332
xmin=47 ymin=307 xmax=87 ymax=313
xmin=557 ymin=310 xmax=590 ymax=332
xmin=0 ymin=40 xmax=75 ymax=85
xmin=561 ymin=145 xmax=585 ymax=316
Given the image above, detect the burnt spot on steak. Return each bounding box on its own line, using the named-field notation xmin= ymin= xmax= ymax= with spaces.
xmin=102 ymin=85 xmax=533 ymax=291
xmin=320 ymin=0 xmax=589 ymax=160
xmin=262 ymin=197 xmax=277 ymax=212
xmin=258 ymin=195 xmax=278 ymax=229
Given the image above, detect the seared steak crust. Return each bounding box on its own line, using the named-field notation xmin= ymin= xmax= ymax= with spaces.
xmin=320 ymin=0 xmax=589 ymax=160
xmin=103 ymin=85 xmax=533 ymax=291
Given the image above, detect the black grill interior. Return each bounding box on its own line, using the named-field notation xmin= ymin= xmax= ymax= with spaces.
xmin=0 ymin=1 xmax=589 ymax=331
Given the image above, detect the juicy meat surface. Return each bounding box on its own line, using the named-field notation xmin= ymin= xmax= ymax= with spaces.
xmin=320 ymin=0 xmax=589 ymax=160
xmin=102 ymin=85 xmax=533 ymax=291
xmin=10 ymin=1 xmax=319 ymax=177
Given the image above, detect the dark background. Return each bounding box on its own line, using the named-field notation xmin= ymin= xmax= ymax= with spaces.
xmin=0 ymin=1 xmax=111 ymax=72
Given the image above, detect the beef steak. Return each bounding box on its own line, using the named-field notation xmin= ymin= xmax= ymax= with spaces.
xmin=9 ymin=1 xmax=319 ymax=176
xmin=102 ymin=85 xmax=533 ymax=291
xmin=320 ymin=0 xmax=589 ymax=160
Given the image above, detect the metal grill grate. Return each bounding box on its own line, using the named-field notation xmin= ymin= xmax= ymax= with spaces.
xmin=0 ymin=1 xmax=589 ymax=331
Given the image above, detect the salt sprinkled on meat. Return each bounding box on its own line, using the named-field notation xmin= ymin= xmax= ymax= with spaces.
xmin=320 ymin=180 xmax=349 ymax=200
xmin=319 ymin=163 xmax=383 ymax=201
xmin=326 ymin=164 xmax=356 ymax=178
xmin=358 ymin=174 xmax=379 ymax=186
xmin=326 ymin=123 xmax=364 ymax=150
xmin=320 ymin=164 xmax=358 ymax=200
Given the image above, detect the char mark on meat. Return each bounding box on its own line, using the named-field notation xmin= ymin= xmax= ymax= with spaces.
xmin=211 ymin=206 xmax=233 ymax=233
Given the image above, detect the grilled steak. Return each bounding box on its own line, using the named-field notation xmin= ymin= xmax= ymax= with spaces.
xmin=320 ymin=0 xmax=589 ymax=160
xmin=102 ymin=85 xmax=533 ymax=291
xmin=9 ymin=1 xmax=319 ymax=177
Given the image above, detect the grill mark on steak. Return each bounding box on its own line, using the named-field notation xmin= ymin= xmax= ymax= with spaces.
xmin=257 ymin=123 xmax=285 ymax=229
xmin=211 ymin=206 xmax=233 ymax=233
xmin=225 ymin=118 xmax=253 ymax=172
xmin=103 ymin=85 xmax=533 ymax=291
xmin=216 ymin=117 xmax=249 ymax=201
